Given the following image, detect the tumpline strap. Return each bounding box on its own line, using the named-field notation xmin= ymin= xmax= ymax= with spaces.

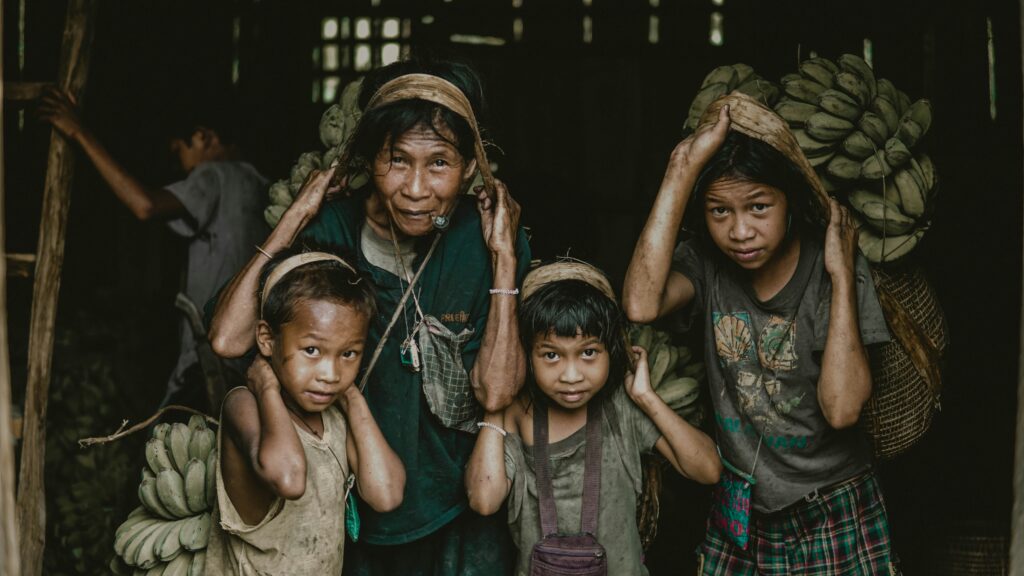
xmin=534 ymin=400 xmax=603 ymax=537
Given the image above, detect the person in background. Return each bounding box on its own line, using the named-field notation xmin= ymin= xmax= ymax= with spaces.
xmin=38 ymin=89 xmax=270 ymax=410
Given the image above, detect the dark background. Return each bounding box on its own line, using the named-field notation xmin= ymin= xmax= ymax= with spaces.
xmin=4 ymin=0 xmax=1022 ymax=573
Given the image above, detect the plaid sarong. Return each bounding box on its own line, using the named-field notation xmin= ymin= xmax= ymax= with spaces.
xmin=418 ymin=315 xmax=480 ymax=433
xmin=698 ymin=472 xmax=898 ymax=576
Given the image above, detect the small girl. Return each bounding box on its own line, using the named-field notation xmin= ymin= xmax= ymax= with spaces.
xmin=465 ymin=261 xmax=721 ymax=576
xmin=623 ymin=95 xmax=896 ymax=574
xmin=205 ymin=248 xmax=405 ymax=575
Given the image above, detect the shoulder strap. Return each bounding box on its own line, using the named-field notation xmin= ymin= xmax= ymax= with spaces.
xmin=533 ymin=400 xmax=604 ymax=538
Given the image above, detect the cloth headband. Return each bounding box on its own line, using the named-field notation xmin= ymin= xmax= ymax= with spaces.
xmin=521 ymin=259 xmax=617 ymax=303
xmin=697 ymin=92 xmax=830 ymax=219
xmin=260 ymin=252 xmax=358 ymax=315
xmin=334 ymin=73 xmax=495 ymax=195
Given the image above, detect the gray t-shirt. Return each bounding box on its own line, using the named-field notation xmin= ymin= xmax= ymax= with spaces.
xmin=671 ymin=237 xmax=890 ymax=513
xmin=164 ymin=160 xmax=269 ymax=395
xmin=504 ymin=388 xmax=661 ymax=576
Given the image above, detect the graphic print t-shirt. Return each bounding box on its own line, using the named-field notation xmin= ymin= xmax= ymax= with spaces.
xmin=672 ymin=237 xmax=890 ymax=512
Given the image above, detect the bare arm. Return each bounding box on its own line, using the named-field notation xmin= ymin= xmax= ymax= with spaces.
xmin=340 ymin=386 xmax=405 ymax=512
xmin=37 ymin=89 xmax=185 ymax=221
xmin=817 ymin=199 xmax=872 ymax=429
xmin=622 ymin=105 xmax=731 ymax=323
xmin=471 ymin=181 xmax=526 ymax=412
xmin=209 ymin=168 xmax=336 ymax=357
xmin=625 ymin=347 xmax=721 ymax=484
xmin=465 ymin=409 xmax=513 ymax=516
xmin=224 ymin=357 xmax=308 ymax=500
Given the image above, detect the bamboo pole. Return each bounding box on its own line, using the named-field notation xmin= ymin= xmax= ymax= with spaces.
xmin=14 ymin=2 xmax=96 ymax=574
xmin=1013 ymin=0 xmax=1024 ymax=572
xmin=0 ymin=0 xmax=22 ymax=570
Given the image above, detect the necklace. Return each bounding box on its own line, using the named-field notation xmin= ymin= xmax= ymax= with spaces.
xmin=389 ymin=219 xmax=426 ymax=372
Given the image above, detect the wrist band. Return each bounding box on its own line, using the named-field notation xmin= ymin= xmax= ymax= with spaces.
xmin=476 ymin=421 xmax=507 ymax=437
xmin=255 ymin=245 xmax=274 ymax=260
xmin=488 ymin=288 xmax=519 ymax=296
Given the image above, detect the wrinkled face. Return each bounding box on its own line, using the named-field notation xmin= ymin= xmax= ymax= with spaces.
xmin=371 ymin=123 xmax=476 ymax=239
xmin=530 ymin=329 xmax=610 ymax=415
xmin=704 ymin=178 xmax=790 ymax=271
xmin=257 ymin=299 xmax=368 ymax=415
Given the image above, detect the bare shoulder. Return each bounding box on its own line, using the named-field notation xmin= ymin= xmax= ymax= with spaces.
xmin=221 ymin=387 xmax=260 ymax=440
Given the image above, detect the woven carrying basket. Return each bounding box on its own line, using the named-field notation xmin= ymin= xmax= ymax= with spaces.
xmin=861 ymin=265 xmax=948 ymax=459
xmin=929 ymin=533 xmax=1008 ymax=575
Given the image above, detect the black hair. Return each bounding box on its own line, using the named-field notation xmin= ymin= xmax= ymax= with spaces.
xmin=347 ymin=58 xmax=486 ymax=173
xmin=519 ymin=279 xmax=630 ymax=408
xmin=257 ymin=245 xmax=376 ymax=334
xmin=171 ymin=97 xmax=245 ymax=151
xmin=687 ymin=131 xmax=827 ymax=245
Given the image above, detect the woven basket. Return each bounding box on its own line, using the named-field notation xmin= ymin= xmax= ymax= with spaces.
xmin=636 ymin=455 xmax=663 ymax=551
xmin=929 ymin=534 xmax=1008 ymax=575
xmin=861 ymin=265 xmax=948 ymax=459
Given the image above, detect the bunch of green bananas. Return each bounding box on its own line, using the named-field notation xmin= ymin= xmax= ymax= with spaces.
xmin=684 ymin=63 xmax=781 ymax=132
xmin=628 ymin=324 xmax=705 ymax=426
xmin=266 ymin=79 xmax=368 ymax=227
xmin=771 ymin=54 xmax=936 ymax=264
xmin=110 ymin=415 xmax=216 ymax=575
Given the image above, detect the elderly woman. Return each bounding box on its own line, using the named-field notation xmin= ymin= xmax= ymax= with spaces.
xmin=209 ymin=60 xmax=530 ymax=576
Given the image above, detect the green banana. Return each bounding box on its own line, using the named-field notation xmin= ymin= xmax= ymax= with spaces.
xmin=783 ymin=77 xmax=828 ymax=104
xmin=876 ymin=78 xmax=899 ymax=104
xmin=808 ymin=151 xmax=836 ymax=168
xmin=895 ymin=167 xmax=927 ymax=217
xmin=680 ymin=361 xmax=706 ymax=382
xmin=630 ymin=325 xmax=653 ymax=353
xmin=735 ymin=77 xmax=780 ymax=105
xmin=841 ymin=130 xmax=876 ymax=160
xmin=880 ymin=180 xmax=903 ymax=208
xmin=848 ymin=189 xmax=917 ymax=235
xmin=907 ymin=99 xmax=933 ymax=134
xmin=870 ymin=95 xmax=901 ymax=134
xmin=895 ymin=117 xmax=923 ymax=148
xmin=115 ymin=514 xmax=160 ymax=558
xmin=190 ymin=550 xmax=206 ymax=576
xmin=265 ymin=205 xmax=286 ymax=228
xmin=184 ymin=458 xmax=208 ymax=514
xmin=188 ymin=415 xmax=207 ymax=434
xmin=833 ymin=71 xmax=871 ymax=107
xmin=817 ymin=89 xmax=862 ymax=122
xmin=775 ymin=99 xmax=819 ymax=126
xmin=896 ymin=90 xmax=912 ymax=115
xmin=884 ymin=137 xmax=911 ymax=167
xmin=180 ymin=512 xmax=212 ymax=552
xmin=806 ymin=111 xmax=855 ymax=142
xmin=792 ymin=129 xmax=836 ymax=157
xmin=146 ymin=438 xmax=175 ymax=475
xmin=917 ymin=154 xmax=938 ymax=192
xmin=156 ymin=469 xmax=192 ymax=518
xmin=162 ymin=550 xmax=193 ymax=576
xmin=157 ymin=519 xmax=185 ymax=562
xmin=139 ymin=476 xmax=175 ymax=520
xmin=152 ymin=424 xmax=172 ymax=443
xmin=838 ymin=54 xmax=877 ymax=97
xmin=858 ymin=112 xmax=890 ymax=146
xmin=861 ymin=152 xmax=893 ymax=180
xmin=780 ymin=73 xmax=801 ymax=84
xmin=799 ymin=58 xmax=837 ymax=87
xmin=732 ymin=63 xmax=755 ymax=84
xmin=648 ymin=342 xmax=672 ymax=388
xmin=188 ymin=428 xmax=215 ymax=462
xmin=701 ymin=65 xmax=739 ymax=90
xmin=122 ymin=520 xmax=165 ymax=567
xmin=858 ymin=226 xmax=925 ymax=264
xmin=675 ymin=345 xmax=693 ymax=367
xmin=685 ymin=82 xmax=729 ymax=131
xmin=268 ymin=181 xmax=291 ymax=207
xmin=826 ymin=154 xmax=863 ymax=180
xmin=657 ymin=376 xmax=701 ymax=408
xmin=166 ymin=423 xmax=191 ymax=473
xmin=136 ymin=521 xmax=177 ymax=569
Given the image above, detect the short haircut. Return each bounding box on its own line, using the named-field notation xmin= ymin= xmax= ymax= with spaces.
xmin=688 ymin=131 xmax=827 ymax=242
xmin=258 ymin=245 xmax=376 ymax=334
xmin=347 ymin=58 xmax=486 ymax=171
xmin=519 ymin=279 xmax=630 ymax=407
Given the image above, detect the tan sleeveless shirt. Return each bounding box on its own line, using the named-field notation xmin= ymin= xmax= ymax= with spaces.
xmin=205 ymin=389 xmax=351 ymax=575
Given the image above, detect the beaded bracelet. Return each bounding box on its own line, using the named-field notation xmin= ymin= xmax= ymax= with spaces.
xmin=488 ymin=288 xmax=519 ymax=296
xmin=476 ymin=421 xmax=508 ymax=437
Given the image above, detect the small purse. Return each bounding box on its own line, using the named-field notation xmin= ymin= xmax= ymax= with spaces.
xmin=529 ymin=401 xmax=607 ymax=576
xmin=708 ymin=452 xmax=757 ymax=550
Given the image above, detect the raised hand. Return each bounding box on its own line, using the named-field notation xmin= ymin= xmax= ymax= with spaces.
xmin=624 ymin=346 xmax=654 ymax=404
xmin=246 ymin=355 xmax=281 ymax=397
xmin=37 ymin=87 xmax=86 ymax=141
xmin=477 ymin=179 xmax=520 ymax=257
xmin=668 ymin=104 xmax=731 ymax=175
xmin=292 ymin=166 xmax=338 ymax=220
xmin=824 ymin=197 xmax=858 ymax=283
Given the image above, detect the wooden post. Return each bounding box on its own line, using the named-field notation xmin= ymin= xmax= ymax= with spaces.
xmin=1013 ymin=0 xmax=1024 ymax=573
xmin=14 ymin=1 xmax=95 ymax=575
xmin=0 ymin=0 xmax=22 ymax=571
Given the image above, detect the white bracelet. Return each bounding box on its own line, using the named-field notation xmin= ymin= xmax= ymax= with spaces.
xmin=476 ymin=421 xmax=507 ymax=437
xmin=488 ymin=288 xmax=519 ymax=296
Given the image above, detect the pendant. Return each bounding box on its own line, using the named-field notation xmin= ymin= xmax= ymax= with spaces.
xmin=400 ymin=335 xmax=421 ymax=372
